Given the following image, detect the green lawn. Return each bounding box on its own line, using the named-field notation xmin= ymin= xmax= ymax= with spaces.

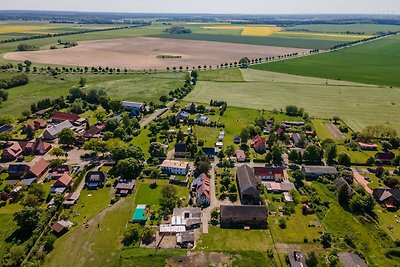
xmin=192 ymin=125 xmax=220 ymax=147
xmin=375 ymin=207 xmax=400 ymax=241
xmin=198 ymin=68 xmax=244 ymax=82
xmin=120 ymin=248 xmax=186 ymax=267
xmin=134 ymin=179 xmax=189 ymax=210
xmin=0 ymin=203 xmax=22 ymax=261
xmin=186 ymin=68 xmax=400 ymax=132
xmin=313 ymin=183 xmax=399 ymax=266
xmin=45 ymin=194 xmax=134 ymax=267
xmin=251 ymin=35 xmax=400 ymax=88
xmin=61 ymin=186 xmax=113 ymax=225
xmin=0 ymin=71 xmax=184 ymax=117
xmin=197 ymin=226 xmax=273 ymax=252
xmin=268 ymin=205 xmax=323 ymax=244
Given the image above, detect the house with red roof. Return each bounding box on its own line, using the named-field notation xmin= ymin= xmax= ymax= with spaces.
xmin=24 ymin=119 xmax=47 ymax=131
xmin=251 ymin=134 xmax=266 ymax=153
xmin=28 ymin=158 xmax=49 ymax=178
xmin=51 ymin=173 xmax=73 ymax=194
xmin=192 ymin=173 xmax=211 ymax=205
xmin=358 ymin=142 xmax=378 ymax=151
xmin=235 ymin=149 xmax=246 ymax=162
xmin=1 ymin=142 xmax=23 ymax=161
xmin=20 ymin=138 xmax=52 ymax=156
xmin=51 ymin=165 xmax=70 ymax=180
xmin=83 ymin=124 xmax=105 ymax=139
xmin=51 ymin=111 xmax=81 ymax=124
xmin=253 ymin=166 xmax=284 ymax=182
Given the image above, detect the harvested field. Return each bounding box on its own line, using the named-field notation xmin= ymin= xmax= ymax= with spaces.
xmin=324 ymin=123 xmax=345 ymax=140
xmin=4 ymin=37 xmax=310 ymax=70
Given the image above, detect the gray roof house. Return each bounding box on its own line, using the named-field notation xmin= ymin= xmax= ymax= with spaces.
xmin=43 ymin=121 xmax=74 ymax=140
xmin=302 ymin=165 xmax=338 ymax=178
xmin=236 ymin=165 xmax=260 ymax=205
xmin=122 ymin=101 xmax=145 ymax=112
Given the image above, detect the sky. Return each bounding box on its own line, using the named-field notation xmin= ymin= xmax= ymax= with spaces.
xmin=1 ymin=0 xmax=400 ymax=14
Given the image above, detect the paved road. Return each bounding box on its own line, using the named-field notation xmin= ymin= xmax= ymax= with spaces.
xmin=352 ymin=169 xmax=373 ymax=195
xmin=140 ymin=99 xmax=177 ymax=127
xmin=201 ymin=158 xmax=238 ymax=233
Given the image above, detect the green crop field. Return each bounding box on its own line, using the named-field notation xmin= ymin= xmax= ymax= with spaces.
xmin=251 ymin=35 xmax=400 ymax=87
xmin=285 ymin=23 xmax=400 ymax=35
xmin=185 ymin=69 xmax=400 ymax=132
xmin=152 ymin=33 xmax=344 ymax=50
xmin=0 ymin=72 xmax=185 ymax=117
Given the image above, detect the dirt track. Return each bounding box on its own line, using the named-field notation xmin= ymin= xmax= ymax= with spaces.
xmin=4 ymin=37 xmax=310 ymax=70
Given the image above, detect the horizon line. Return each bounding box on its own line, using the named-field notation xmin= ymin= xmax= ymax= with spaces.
xmin=0 ymin=9 xmax=399 ymax=16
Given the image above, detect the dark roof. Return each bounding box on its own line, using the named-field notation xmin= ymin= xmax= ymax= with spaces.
xmin=202 ymin=147 xmax=215 ymax=156
xmin=236 ymin=165 xmax=258 ymax=194
xmin=175 ymin=143 xmax=187 ymax=153
xmin=334 ymin=177 xmax=354 ymax=197
xmin=373 ymin=188 xmax=400 ymax=203
xmin=85 ymin=171 xmax=106 ymax=183
xmin=8 ymin=164 xmax=29 ymax=173
xmin=220 ymin=205 xmax=267 ymax=220
xmin=116 ymin=181 xmax=135 ymax=190
xmin=375 ymin=152 xmax=395 ymax=162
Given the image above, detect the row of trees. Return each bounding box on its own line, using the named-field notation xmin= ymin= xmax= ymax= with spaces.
xmin=0 ymin=73 xmax=29 ymax=90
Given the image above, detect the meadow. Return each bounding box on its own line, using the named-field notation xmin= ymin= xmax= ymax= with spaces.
xmin=251 ymin=35 xmax=400 ymax=87
xmin=45 ymin=194 xmax=134 ymax=267
xmin=186 ymin=68 xmax=400 ymax=132
xmin=0 ymin=71 xmax=185 ymax=117
xmin=313 ymin=183 xmax=399 ymax=267
xmin=285 ymin=23 xmax=400 ymax=35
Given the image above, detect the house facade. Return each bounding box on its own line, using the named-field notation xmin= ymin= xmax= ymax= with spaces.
xmin=161 ymin=160 xmax=189 ymax=175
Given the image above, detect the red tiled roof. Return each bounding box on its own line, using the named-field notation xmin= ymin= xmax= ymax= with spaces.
xmin=3 ymin=142 xmax=23 ymax=158
xmin=252 ymin=135 xmax=266 ymax=150
xmin=254 ymin=167 xmax=284 ymax=180
xmin=51 ymin=111 xmax=81 ymax=122
xmin=235 ymin=149 xmax=246 ymax=159
xmin=55 ymin=173 xmax=73 ymax=187
xmin=196 ymin=173 xmax=211 ymax=199
xmin=29 ymin=158 xmax=49 ymax=177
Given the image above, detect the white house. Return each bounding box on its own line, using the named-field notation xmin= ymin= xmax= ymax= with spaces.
xmin=194 ymin=114 xmax=211 ymax=125
xmin=43 ymin=121 xmax=74 ymax=140
xmin=160 ymin=160 xmax=189 ymax=175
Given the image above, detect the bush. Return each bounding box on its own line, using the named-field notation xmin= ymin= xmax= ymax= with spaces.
xmin=279 ymin=218 xmax=287 ymax=229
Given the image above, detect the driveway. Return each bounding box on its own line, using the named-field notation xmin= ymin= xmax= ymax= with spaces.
xmin=140 ymin=99 xmax=176 ymax=127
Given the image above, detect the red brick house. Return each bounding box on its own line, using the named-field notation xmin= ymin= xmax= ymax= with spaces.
xmin=253 ymin=166 xmax=284 ymax=182
xmin=251 ymin=135 xmax=266 ymax=153
xmin=1 ymin=142 xmax=23 ymax=160
xmin=28 ymin=158 xmax=49 ymax=178
xmin=24 ymin=119 xmax=47 ymax=131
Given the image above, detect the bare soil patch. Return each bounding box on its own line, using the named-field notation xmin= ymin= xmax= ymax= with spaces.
xmin=4 ymin=37 xmax=310 ymax=70
xmin=324 ymin=123 xmax=345 ymax=140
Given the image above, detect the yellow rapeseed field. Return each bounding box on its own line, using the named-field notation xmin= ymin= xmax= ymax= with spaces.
xmin=202 ymin=25 xmax=281 ymax=36
xmin=0 ymin=25 xmax=56 ymax=34
xmin=241 ymin=26 xmax=281 ymax=36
